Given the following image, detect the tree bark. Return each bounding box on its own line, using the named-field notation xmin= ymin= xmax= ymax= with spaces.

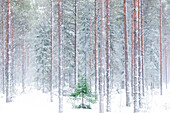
xmin=134 ymin=0 xmax=139 ymax=112
xmin=106 ymin=0 xmax=111 ymax=111
xmin=99 ymin=0 xmax=105 ymax=113
xmin=138 ymin=0 xmax=142 ymax=108
xmin=6 ymin=0 xmax=10 ymax=102
xmin=50 ymin=0 xmax=53 ymax=102
xmin=165 ymin=44 xmax=167 ymax=89
xmin=131 ymin=0 xmax=134 ymax=97
xmin=124 ymin=0 xmax=130 ymax=107
xmin=22 ymin=40 xmax=25 ymax=93
xmin=141 ymin=0 xmax=144 ymax=96
xmin=58 ymin=0 xmax=63 ymax=113
xmin=160 ymin=0 xmax=163 ymax=95
xmin=74 ymin=0 xmax=78 ymax=87
xmin=94 ymin=0 xmax=98 ymax=95
xmin=10 ymin=11 xmax=15 ymax=97
xmin=1 ymin=2 xmax=5 ymax=94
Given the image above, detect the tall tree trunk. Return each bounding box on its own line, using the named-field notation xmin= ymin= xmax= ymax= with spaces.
xmin=165 ymin=44 xmax=167 ymax=89
xmin=22 ymin=40 xmax=25 ymax=93
xmin=94 ymin=0 xmax=98 ymax=94
xmin=160 ymin=0 xmax=163 ymax=95
xmin=134 ymin=0 xmax=139 ymax=112
xmin=10 ymin=11 xmax=15 ymax=97
xmin=131 ymin=0 xmax=134 ymax=97
xmin=6 ymin=0 xmax=10 ymax=102
xmin=99 ymin=0 xmax=105 ymax=113
xmin=141 ymin=0 xmax=144 ymax=96
xmin=1 ymin=3 xmax=5 ymax=94
xmin=106 ymin=0 xmax=111 ymax=112
xmin=74 ymin=0 xmax=78 ymax=87
xmin=138 ymin=0 xmax=142 ymax=108
xmin=89 ymin=16 xmax=92 ymax=91
xmin=58 ymin=0 xmax=63 ymax=113
xmin=50 ymin=0 xmax=53 ymax=102
xmin=124 ymin=0 xmax=130 ymax=107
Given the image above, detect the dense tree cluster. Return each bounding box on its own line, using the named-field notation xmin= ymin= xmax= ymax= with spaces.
xmin=0 ymin=0 xmax=170 ymax=113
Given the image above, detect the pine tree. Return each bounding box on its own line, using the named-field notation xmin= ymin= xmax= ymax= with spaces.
xmin=35 ymin=20 xmax=51 ymax=92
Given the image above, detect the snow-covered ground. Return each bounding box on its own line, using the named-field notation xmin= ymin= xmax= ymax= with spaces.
xmin=0 ymin=85 xmax=170 ymax=113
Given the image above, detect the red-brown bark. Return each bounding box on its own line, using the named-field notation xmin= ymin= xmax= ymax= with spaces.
xmin=94 ymin=0 xmax=97 ymax=94
xmin=124 ymin=0 xmax=130 ymax=107
xmin=50 ymin=0 xmax=53 ymax=102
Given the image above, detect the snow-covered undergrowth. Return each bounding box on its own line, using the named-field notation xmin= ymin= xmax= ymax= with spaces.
xmin=0 ymin=85 xmax=170 ymax=113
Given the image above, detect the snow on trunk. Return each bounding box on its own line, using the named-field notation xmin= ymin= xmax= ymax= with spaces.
xmin=134 ymin=0 xmax=139 ymax=112
xmin=99 ymin=0 xmax=105 ymax=113
xmin=106 ymin=0 xmax=111 ymax=112
xmin=58 ymin=0 xmax=63 ymax=113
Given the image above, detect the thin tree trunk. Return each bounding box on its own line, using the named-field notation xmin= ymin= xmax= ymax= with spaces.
xmin=138 ymin=0 xmax=142 ymax=108
xmin=131 ymin=0 xmax=134 ymax=97
xmin=160 ymin=0 xmax=163 ymax=95
xmin=50 ymin=0 xmax=53 ymax=102
xmin=1 ymin=3 xmax=5 ymax=94
xmin=165 ymin=45 xmax=167 ymax=89
xmin=134 ymin=0 xmax=139 ymax=112
xmin=89 ymin=19 xmax=92 ymax=91
xmin=141 ymin=0 xmax=144 ymax=96
xmin=124 ymin=0 xmax=130 ymax=107
xmin=99 ymin=0 xmax=105 ymax=112
xmin=58 ymin=0 xmax=63 ymax=113
xmin=94 ymin=0 xmax=98 ymax=94
xmin=22 ymin=40 xmax=25 ymax=93
xmin=106 ymin=0 xmax=111 ymax=112
xmin=10 ymin=11 xmax=15 ymax=96
xmin=74 ymin=0 xmax=78 ymax=87
xmin=6 ymin=0 xmax=10 ymax=102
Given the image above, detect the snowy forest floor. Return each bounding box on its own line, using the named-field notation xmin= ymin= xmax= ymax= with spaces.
xmin=0 ymin=84 xmax=170 ymax=113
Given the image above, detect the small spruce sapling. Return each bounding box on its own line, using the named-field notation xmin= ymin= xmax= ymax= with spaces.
xmin=70 ymin=76 xmax=97 ymax=109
